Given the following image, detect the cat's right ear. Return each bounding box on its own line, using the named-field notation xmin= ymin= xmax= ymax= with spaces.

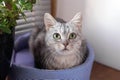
xmin=44 ymin=13 xmax=57 ymax=31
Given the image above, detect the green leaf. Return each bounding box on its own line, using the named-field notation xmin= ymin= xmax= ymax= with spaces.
xmin=0 ymin=25 xmax=11 ymax=33
xmin=0 ymin=0 xmax=36 ymax=34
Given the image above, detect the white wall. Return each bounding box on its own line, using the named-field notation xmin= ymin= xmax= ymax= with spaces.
xmin=84 ymin=0 xmax=120 ymax=70
xmin=56 ymin=0 xmax=120 ymax=70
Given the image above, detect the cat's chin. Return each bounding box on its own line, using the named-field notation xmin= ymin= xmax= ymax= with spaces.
xmin=57 ymin=50 xmax=73 ymax=55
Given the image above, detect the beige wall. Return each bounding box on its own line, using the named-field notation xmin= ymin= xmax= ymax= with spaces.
xmin=56 ymin=0 xmax=84 ymax=21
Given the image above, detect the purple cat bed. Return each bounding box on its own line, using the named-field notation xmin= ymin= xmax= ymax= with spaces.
xmin=9 ymin=32 xmax=94 ymax=80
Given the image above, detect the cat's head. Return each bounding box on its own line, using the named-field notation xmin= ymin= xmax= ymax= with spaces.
xmin=44 ymin=12 xmax=83 ymax=55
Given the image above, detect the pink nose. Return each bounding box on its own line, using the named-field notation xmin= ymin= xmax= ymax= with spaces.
xmin=63 ymin=42 xmax=68 ymax=47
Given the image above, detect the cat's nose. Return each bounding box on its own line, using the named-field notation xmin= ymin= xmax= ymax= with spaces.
xmin=63 ymin=42 xmax=68 ymax=47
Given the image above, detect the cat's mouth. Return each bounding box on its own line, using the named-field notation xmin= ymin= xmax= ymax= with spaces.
xmin=62 ymin=47 xmax=69 ymax=51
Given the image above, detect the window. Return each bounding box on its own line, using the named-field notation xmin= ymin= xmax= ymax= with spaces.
xmin=15 ymin=0 xmax=51 ymax=35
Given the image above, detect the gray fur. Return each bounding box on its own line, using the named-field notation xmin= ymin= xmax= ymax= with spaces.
xmin=29 ymin=13 xmax=87 ymax=70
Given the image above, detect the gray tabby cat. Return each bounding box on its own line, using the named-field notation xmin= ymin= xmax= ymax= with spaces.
xmin=29 ymin=12 xmax=87 ymax=70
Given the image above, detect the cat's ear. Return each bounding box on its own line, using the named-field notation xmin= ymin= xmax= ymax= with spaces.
xmin=70 ymin=12 xmax=82 ymax=28
xmin=44 ymin=13 xmax=57 ymax=31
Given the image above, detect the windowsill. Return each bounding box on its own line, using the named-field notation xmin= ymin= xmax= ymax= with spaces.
xmin=91 ymin=61 xmax=120 ymax=80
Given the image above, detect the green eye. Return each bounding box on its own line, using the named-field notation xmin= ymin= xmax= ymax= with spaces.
xmin=53 ymin=33 xmax=61 ymax=39
xmin=69 ymin=33 xmax=77 ymax=39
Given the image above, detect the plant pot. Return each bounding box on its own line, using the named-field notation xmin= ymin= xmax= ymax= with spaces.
xmin=9 ymin=32 xmax=94 ymax=80
xmin=0 ymin=28 xmax=14 ymax=80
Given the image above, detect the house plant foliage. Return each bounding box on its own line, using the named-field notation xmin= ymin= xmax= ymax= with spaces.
xmin=0 ymin=0 xmax=36 ymax=33
xmin=0 ymin=0 xmax=36 ymax=79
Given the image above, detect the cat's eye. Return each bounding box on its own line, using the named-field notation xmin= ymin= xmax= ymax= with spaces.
xmin=69 ymin=33 xmax=77 ymax=39
xmin=53 ymin=33 xmax=61 ymax=40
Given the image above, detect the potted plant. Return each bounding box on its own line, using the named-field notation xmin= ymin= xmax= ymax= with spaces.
xmin=0 ymin=0 xmax=36 ymax=79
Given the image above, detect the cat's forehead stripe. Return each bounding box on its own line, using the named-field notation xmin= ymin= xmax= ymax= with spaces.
xmin=59 ymin=23 xmax=64 ymax=33
xmin=63 ymin=23 xmax=66 ymax=34
xmin=66 ymin=24 xmax=70 ymax=34
xmin=59 ymin=23 xmax=69 ymax=34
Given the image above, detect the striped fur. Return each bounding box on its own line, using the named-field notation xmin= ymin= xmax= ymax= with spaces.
xmin=29 ymin=12 xmax=87 ymax=70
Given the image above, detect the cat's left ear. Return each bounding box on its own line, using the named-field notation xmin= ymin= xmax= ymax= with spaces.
xmin=70 ymin=12 xmax=82 ymax=28
xmin=44 ymin=13 xmax=57 ymax=31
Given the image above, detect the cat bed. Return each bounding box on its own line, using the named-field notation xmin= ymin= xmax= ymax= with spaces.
xmin=9 ymin=32 xmax=95 ymax=80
